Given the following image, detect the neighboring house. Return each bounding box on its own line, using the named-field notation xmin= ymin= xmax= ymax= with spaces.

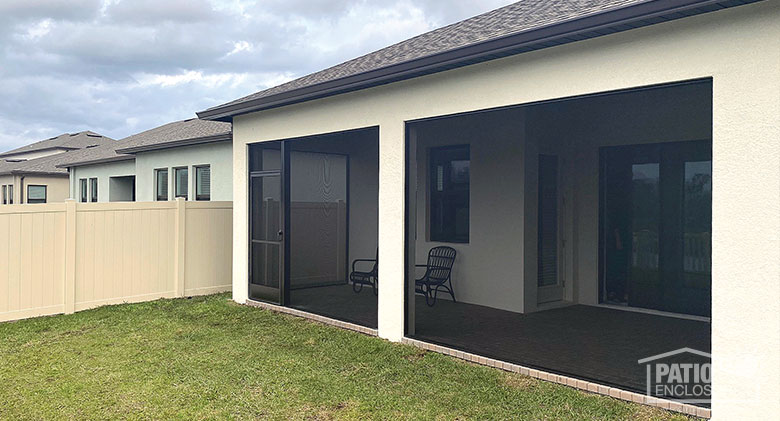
xmin=56 ymin=142 xmax=136 ymax=203
xmin=58 ymin=118 xmax=232 ymax=203
xmin=0 ymin=131 xmax=115 ymax=204
xmin=197 ymin=0 xmax=779 ymax=419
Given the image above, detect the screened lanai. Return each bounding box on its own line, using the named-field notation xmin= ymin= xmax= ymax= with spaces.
xmin=403 ymin=80 xmax=713 ymax=403
xmin=248 ymin=127 xmax=379 ymax=328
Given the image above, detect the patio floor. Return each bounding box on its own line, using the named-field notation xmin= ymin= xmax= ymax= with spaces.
xmin=289 ymin=284 xmax=711 ymax=399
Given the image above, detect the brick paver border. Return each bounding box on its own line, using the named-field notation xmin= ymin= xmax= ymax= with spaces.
xmin=244 ymin=300 xmax=709 ymax=418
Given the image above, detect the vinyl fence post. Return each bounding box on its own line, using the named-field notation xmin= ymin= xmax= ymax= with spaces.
xmin=64 ymin=199 xmax=76 ymax=314
xmin=174 ymin=198 xmax=186 ymax=297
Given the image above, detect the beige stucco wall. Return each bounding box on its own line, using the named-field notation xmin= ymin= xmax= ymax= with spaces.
xmin=0 ymin=175 xmax=14 ymax=203
xmin=231 ymin=2 xmax=779 ymax=418
xmin=0 ymin=174 xmax=70 ymax=204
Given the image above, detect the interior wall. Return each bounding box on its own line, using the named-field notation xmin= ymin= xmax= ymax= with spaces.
xmin=288 ymin=129 xmax=379 ymax=283
xmin=409 ymin=81 xmax=712 ymax=314
xmin=413 ymin=109 xmax=526 ymax=312
xmin=289 ymin=151 xmax=348 ymax=288
xmin=525 ymin=81 xmax=713 ymax=309
xmin=108 ymin=177 xmax=135 ymax=202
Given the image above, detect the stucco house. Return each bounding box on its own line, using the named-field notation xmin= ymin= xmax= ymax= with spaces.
xmin=197 ymin=0 xmax=778 ymax=418
xmin=59 ymin=118 xmax=232 ymax=203
xmin=0 ymin=131 xmax=115 ymax=204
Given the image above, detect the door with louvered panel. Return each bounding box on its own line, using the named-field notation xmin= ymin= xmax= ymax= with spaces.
xmin=537 ymin=154 xmax=563 ymax=304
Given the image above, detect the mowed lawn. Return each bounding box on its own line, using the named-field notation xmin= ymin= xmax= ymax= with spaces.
xmin=0 ymin=294 xmax=692 ymax=420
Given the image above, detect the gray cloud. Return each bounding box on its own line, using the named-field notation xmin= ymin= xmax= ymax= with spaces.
xmin=106 ymin=0 xmax=220 ymax=24
xmin=0 ymin=0 xmax=102 ymax=23
xmin=0 ymin=0 xmax=514 ymax=151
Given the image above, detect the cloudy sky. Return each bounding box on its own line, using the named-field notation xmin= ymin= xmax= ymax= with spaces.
xmin=0 ymin=0 xmax=514 ymax=151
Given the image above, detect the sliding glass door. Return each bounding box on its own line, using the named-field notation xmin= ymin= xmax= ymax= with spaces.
xmin=602 ymin=140 xmax=711 ymax=317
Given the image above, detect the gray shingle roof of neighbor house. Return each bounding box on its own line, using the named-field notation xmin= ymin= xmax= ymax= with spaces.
xmin=197 ymin=0 xmax=761 ymax=121
xmin=114 ymin=118 xmax=231 ymax=154
xmin=58 ymin=118 xmax=232 ymax=168
xmin=0 ymin=131 xmax=115 ymax=158
xmin=0 ymin=150 xmax=77 ymax=176
xmin=55 ymin=142 xmax=135 ymax=168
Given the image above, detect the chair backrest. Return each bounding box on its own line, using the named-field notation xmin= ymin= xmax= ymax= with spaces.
xmin=371 ymin=248 xmax=379 ymax=274
xmin=426 ymin=246 xmax=456 ymax=282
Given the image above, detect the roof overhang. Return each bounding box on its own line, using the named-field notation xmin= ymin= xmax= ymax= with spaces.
xmin=56 ymin=155 xmax=136 ymax=169
xmin=0 ymin=146 xmax=76 ymax=159
xmin=0 ymin=170 xmax=69 ymax=177
xmin=115 ymin=133 xmax=232 ymax=154
xmin=197 ymin=0 xmax=761 ymax=122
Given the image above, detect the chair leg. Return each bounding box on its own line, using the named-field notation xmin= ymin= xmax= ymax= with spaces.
xmin=352 ymin=281 xmax=363 ymax=293
xmin=372 ymin=278 xmax=378 ymax=296
xmin=447 ymin=278 xmax=456 ymax=303
xmin=426 ymin=286 xmax=437 ymax=307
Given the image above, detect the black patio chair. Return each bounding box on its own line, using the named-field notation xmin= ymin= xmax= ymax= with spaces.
xmin=350 ymin=249 xmax=378 ymax=296
xmin=415 ymin=246 xmax=457 ymax=307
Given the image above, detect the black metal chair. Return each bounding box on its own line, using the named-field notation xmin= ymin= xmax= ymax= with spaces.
xmin=350 ymin=249 xmax=378 ymax=295
xmin=415 ymin=246 xmax=457 ymax=307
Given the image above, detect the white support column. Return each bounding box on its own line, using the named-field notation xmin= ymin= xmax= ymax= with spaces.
xmin=405 ymin=126 xmax=417 ymax=337
xmin=232 ymin=141 xmax=249 ymax=304
xmin=377 ymin=120 xmax=406 ymax=341
xmin=711 ymin=71 xmax=780 ymax=419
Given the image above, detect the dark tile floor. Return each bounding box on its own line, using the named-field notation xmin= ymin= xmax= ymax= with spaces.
xmin=289 ymin=284 xmax=711 ymax=395
xmin=290 ymin=283 xmax=378 ymax=328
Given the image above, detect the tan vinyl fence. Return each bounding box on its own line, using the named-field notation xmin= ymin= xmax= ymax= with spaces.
xmin=0 ymin=199 xmax=232 ymax=322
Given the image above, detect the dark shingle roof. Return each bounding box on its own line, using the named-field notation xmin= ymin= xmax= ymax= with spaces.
xmin=58 ymin=118 xmax=232 ymax=168
xmin=198 ymin=0 xmax=761 ymax=120
xmin=114 ymin=118 xmax=231 ymax=154
xmin=0 ymin=131 xmax=115 ymax=158
xmin=55 ymin=142 xmax=134 ymax=168
xmin=0 ymin=151 xmax=74 ymax=176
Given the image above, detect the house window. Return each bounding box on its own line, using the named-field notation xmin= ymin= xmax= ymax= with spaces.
xmin=8 ymin=185 xmax=12 ymax=204
xmin=429 ymin=145 xmax=470 ymax=243
xmin=195 ymin=165 xmax=211 ymax=201
xmin=90 ymin=178 xmax=98 ymax=202
xmin=1 ymin=185 xmax=6 ymax=204
xmin=174 ymin=167 xmax=188 ymax=200
xmin=80 ymin=179 xmax=88 ymax=203
xmin=27 ymin=185 xmax=47 ymax=204
xmin=156 ymin=169 xmax=168 ymax=201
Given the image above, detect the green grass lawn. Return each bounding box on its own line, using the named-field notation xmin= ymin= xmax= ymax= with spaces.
xmin=0 ymin=294 xmax=692 ymax=420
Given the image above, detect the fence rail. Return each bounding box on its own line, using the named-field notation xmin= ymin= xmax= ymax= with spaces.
xmin=0 ymin=199 xmax=232 ymax=322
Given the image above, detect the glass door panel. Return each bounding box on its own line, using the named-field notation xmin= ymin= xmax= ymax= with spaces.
xmin=602 ymin=140 xmax=711 ymax=317
xmin=628 ymin=162 xmax=662 ymax=310
xmin=682 ymin=161 xmax=712 ymax=290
